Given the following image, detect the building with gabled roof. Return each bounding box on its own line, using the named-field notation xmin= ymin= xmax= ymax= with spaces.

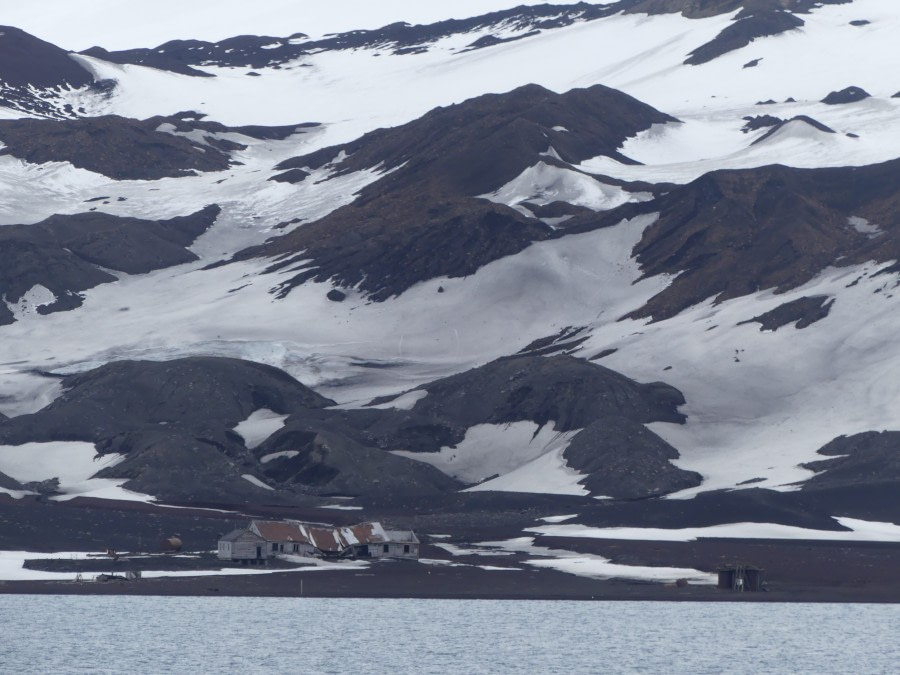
xmin=217 ymin=528 xmax=267 ymax=562
xmin=217 ymin=519 xmax=420 ymax=561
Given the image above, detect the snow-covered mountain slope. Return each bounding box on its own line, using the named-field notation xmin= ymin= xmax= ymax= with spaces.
xmin=0 ymin=0 xmax=899 ymax=546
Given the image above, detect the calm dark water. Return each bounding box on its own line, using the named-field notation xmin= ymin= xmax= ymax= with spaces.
xmin=0 ymin=596 xmax=897 ymax=674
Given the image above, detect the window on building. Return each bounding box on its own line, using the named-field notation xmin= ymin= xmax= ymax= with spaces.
xmin=293 ymin=544 xmax=299 ymax=553
xmin=404 ymin=545 xmax=410 ymax=554
xmin=271 ymin=543 xmax=278 ymax=551
xmin=383 ymin=544 xmax=389 ymax=553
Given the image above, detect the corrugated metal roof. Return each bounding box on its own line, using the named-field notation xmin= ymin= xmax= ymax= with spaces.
xmin=247 ymin=519 xmax=416 ymax=551
xmin=251 ymin=520 xmax=313 ymax=544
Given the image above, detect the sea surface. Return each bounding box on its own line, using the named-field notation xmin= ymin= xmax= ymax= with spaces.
xmin=1 ymin=596 xmax=897 ymax=674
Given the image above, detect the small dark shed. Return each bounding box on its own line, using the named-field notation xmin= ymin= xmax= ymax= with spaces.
xmin=718 ymin=564 xmax=764 ymax=591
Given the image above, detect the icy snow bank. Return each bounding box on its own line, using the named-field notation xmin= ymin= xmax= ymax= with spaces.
xmin=234 ymin=408 xmax=289 ymax=449
xmin=526 ymin=517 xmax=900 ymax=543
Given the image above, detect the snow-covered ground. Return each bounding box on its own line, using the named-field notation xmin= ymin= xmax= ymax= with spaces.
xmin=1 ymin=1 xmax=900 ymax=516
xmin=480 ymin=537 xmax=716 ymax=584
xmin=525 ymin=518 xmax=900 ymax=543
xmin=4 ymin=0 xmax=562 ymax=51
xmin=0 ymin=442 xmax=152 ymax=502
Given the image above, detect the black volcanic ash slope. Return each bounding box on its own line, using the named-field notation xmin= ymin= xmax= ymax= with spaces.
xmin=0 ymin=355 xmax=698 ymax=502
xmin=78 ymin=4 xmax=619 ymax=75
xmin=0 ymin=357 xmax=335 ymax=504
xmin=0 ymin=206 xmax=220 ymax=325
xmin=0 ymin=116 xmax=234 ymax=180
xmin=605 ymin=158 xmax=900 ymax=321
xmin=0 ymin=26 xmax=103 ymax=118
xmin=230 ymin=83 xmax=675 ymax=301
xmin=620 ymin=0 xmax=851 ymax=65
xmin=255 ymin=354 xmax=699 ymax=500
xmin=0 ymin=113 xmax=317 ymax=179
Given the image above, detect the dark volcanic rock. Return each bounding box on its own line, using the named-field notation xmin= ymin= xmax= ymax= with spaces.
xmin=614 ymin=158 xmax=900 ymax=321
xmin=257 ymin=429 xmax=461 ymax=498
xmin=0 ymin=358 xmax=336 ymax=504
xmin=0 ymin=27 xmax=105 ymax=118
xmin=410 ymin=354 xmax=687 ymax=432
xmin=259 ymin=354 xmax=691 ymax=499
xmin=233 ymin=84 xmax=674 ymax=301
xmin=78 ymin=5 xmax=617 ymax=74
xmin=564 ymin=417 xmax=701 ymax=498
xmin=0 ymin=206 xmax=219 ymax=324
xmin=619 ymin=0 xmax=850 ymax=19
xmin=802 ymin=432 xmax=900 ymax=492
xmin=268 ymin=168 xmax=310 ymax=184
xmin=0 ymin=115 xmax=233 ymax=179
xmin=738 ymin=295 xmax=833 ymax=331
xmin=260 ymin=194 xmax=550 ymax=301
xmin=0 ymin=470 xmax=23 ymax=491
xmin=0 ymin=356 xmax=333 ymax=445
xmin=0 ymin=26 xmax=93 ymax=88
xmin=750 ymin=115 xmax=835 ymax=144
xmin=741 ymin=114 xmax=783 ymax=132
xmin=821 ymin=86 xmax=871 ymax=105
xmin=685 ymin=11 xmax=804 ymax=65
xmin=276 ymin=83 xmax=676 ymax=197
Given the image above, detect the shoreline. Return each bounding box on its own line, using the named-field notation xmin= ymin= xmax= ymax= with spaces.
xmin=2 ymin=565 xmax=898 ymax=603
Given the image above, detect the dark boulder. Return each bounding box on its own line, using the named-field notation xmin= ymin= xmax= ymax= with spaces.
xmin=821 ymin=86 xmax=871 ymax=105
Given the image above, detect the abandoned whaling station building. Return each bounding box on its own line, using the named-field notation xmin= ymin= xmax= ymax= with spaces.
xmin=218 ymin=520 xmax=420 ymax=563
xmin=718 ymin=564 xmax=765 ymax=592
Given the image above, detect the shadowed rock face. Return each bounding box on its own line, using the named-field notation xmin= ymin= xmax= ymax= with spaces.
xmin=613 ymin=159 xmax=900 ymax=321
xmin=0 ymin=205 xmax=220 ymax=325
xmin=0 ymin=26 xmax=105 ymax=118
xmin=685 ymin=11 xmax=804 ymax=65
xmin=564 ymin=417 xmax=701 ymax=499
xmin=738 ymin=295 xmax=834 ymax=331
xmin=619 ymin=0 xmax=849 ymax=19
xmin=259 ymin=193 xmax=550 ymax=301
xmin=802 ymin=432 xmax=900 ymax=491
xmin=0 ymin=353 xmax=694 ymax=502
xmin=78 ymin=5 xmax=620 ymax=75
xmin=0 ymin=358 xmax=337 ymax=504
xmin=235 ymin=84 xmax=674 ymax=301
xmin=274 ymin=83 xmax=676 ymax=196
xmin=0 ymin=116 xmax=234 ymax=180
xmin=0 ymin=26 xmax=93 ymax=88
xmin=255 ymin=430 xmax=462 ymax=498
xmin=0 ymin=357 xmax=333 ymax=446
xmin=821 ymin=86 xmax=871 ymax=105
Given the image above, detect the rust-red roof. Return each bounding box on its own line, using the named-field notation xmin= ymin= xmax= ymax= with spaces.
xmin=251 ymin=520 xmax=311 ymax=544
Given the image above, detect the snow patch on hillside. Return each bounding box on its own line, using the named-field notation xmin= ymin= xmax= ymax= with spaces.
xmin=393 ymin=422 xmax=580 ymax=487
xmin=527 ymin=517 xmax=900 ymax=543
xmin=0 ymin=442 xmax=152 ymax=502
xmin=482 ymin=537 xmax=716 ymax=584
xmin=480 ymin=161 xmax=645 ymax=214
xmin=234 ymin=409 xmax=289 ymax=449
xmin=5 ymin=285 xmax=58 ymax=321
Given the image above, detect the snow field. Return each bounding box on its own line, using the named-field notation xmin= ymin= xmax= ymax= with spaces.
xmin=525 ymin=517 xmax=900 ymax=543
xmin=0 ymin=441 xmax=153 ymax=502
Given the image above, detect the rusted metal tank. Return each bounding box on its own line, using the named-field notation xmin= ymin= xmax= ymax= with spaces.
xmin=160 ymin=536 xmax=183 ymax=552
